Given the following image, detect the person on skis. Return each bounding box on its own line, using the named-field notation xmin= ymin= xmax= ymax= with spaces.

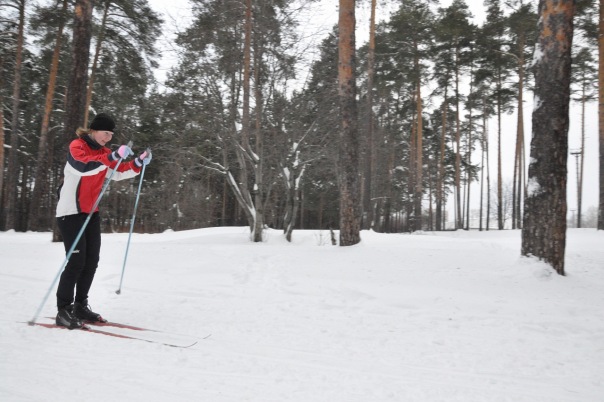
xmin=55 ymin=113 xmax=152 ymax=329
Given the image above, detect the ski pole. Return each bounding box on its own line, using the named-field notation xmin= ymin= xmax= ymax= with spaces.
xmin=28 ymin=146 xmax=130 ymax=325
xmin=116 ymin=152 xmax=148 ymax=295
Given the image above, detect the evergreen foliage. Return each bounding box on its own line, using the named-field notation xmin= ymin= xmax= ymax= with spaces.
xmin=0 ymin=0 xmax=598 ymax=245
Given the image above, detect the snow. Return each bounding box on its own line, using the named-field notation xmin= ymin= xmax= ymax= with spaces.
xmin=526 ymin=176 xmax=541 ymax=198
xmin=532 ymin=43 xmax=544 ymax=68
xmin=1 ymin=227 xmax=603 ymax=401
xmin=533 ymin=95 xmax=542 ymax=112
xmin=283 ymin=166 xmax=291 ymax=182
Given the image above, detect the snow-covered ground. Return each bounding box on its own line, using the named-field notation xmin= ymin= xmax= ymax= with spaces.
xmin=1 ymin=227 xmax=603 ymax=401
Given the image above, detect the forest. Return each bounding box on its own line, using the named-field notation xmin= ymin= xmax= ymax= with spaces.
xmin=0 ymin=0 xmax=600 ymax=242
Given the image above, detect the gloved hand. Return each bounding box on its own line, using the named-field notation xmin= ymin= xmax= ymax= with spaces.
xmin=109 ymin=144 xmax=133 ymax=161
xmin=135 ymin=149 xmax=152 ymax=167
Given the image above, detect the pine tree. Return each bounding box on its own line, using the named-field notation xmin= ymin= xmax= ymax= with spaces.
xmin=362 ymin=0 xmax=377 ymax=230
xmin=522 ymin=0 xmax=575 ymax=275
xmin=434 ymin=0 xmax=475 ymax=230
xmin=381 ymin=0 xmax=435 ymax=231
xmin=600 ymin=0 xmax=604 ymax=230
xmin=28 ymin=0 xmax=70 ymax=232
xmin=3 ymin=0 xmax=26 ymax=231
xmin=53 ymin=0 xmax=94 ymax=241
xmin=63 ymin=0 xmax=93 ymax=144
xmin=571 ymin=48 xmax=597 ymax=228
xmin=480 ymin=0 xmax=516 ymax=230
xmin=338 ymin=0 xmax=361 ymax=245
xmin=507 ymin=1 xmax=537 ymax=229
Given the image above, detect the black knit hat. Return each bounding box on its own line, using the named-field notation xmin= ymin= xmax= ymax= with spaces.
xmin=89 ymin=113 xmax=116 ymax=132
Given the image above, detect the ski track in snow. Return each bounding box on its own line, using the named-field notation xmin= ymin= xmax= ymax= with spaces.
xmin=1 ymin=228 xmax=603 ymax=401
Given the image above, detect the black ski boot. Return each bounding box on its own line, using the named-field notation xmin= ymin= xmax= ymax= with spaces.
xmin=56 ymin=305 xmax=84 ymax=329
xmin=73 ymin=299 xmax=106 ymax=323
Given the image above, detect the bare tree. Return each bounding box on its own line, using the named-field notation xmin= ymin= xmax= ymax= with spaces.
xmin=281 ymin=138 xmax=307 ymax=242
xmin=522 ymin=0 xmax=575 ymax=275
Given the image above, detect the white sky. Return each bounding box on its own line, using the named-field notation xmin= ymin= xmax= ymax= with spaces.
xmin=146 ymin=0 xmax=599 ymax=216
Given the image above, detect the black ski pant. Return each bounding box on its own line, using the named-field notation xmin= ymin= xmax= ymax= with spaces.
xmin=56 ymin=212 xmax=101 ymax=309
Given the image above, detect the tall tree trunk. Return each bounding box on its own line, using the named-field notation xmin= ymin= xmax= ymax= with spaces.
xmin=465 ymin=62 xmax=475 ymax=231
xmin=338 ymin=0 xmax=361 ymax=246
xmin=224 ymin=65 xmax=239 ymax=226
xmin=252 ymin=27 xmax=264 ymax=243
xmin=409 ymin=105 xmax=417 ymax=231
xmin=465 ymin=109 xmax=473 ymax=230
xmin=513 ymin=39 xmax=525 ymax=230
xmin=4 ymin=0 xmax=26 ymax=230
xmin=364 ymin=0 xmax=377 ymax=230
xmin=522 ymin=0 xmax=574 ymax=275
xmin=29 ymin=0 xmax=69 ymax=231
xmin=484 ymin=94 xmax=491 ymax=231
xmin=300 ymin=188 xmax=306 ymax=229
xmin=242 ymin=0 xmax=252 ymax=153
xmin=497 ymin=84 xmax=503 ymax=230
xmin=598 ymin=0 xmax=603 ymax=230
xmin=414 ymin=52 xmax=423 ymax=231
xmin=428 ymin=166 xmax=434 ymax=230
xmin=383 ymin=130 xmax=395 ymax=233
xmin=454 ymin=49 xmax=462 ymax=229
xmin=19 ymin=162 xmax=30 ymax=229
xmin=54 ymin=0 xmax=94 ymax=242
xmin=386 ymin=136 xmax=395 ymax=232
xmin=0 ymin=55 xmax=5 ymax=223
xmin=239 ymin=0 xmax=257 ymax=239
xmin=436 ymin=94 xmax=447 ymax=231
xmin=64 ymin=0 xmax=94 ymax=143
xmin=480 ymin=119 xmax=485 ymax=231
xmin=577 ymin=85 xmax=586 ymax=228
xmin=84 ymin=0 xmax=110 ymax=127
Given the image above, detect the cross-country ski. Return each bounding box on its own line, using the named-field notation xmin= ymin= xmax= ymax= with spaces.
xmin=28 ymin=318 xmax=204 ymax=348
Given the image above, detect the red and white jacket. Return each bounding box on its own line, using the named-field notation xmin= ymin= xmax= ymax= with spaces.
xmin=56 ymin=135 xmax=141 ymax=217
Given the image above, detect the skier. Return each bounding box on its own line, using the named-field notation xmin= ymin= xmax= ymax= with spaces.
xmin=55 ymin=113 xmax=152 ymax=329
